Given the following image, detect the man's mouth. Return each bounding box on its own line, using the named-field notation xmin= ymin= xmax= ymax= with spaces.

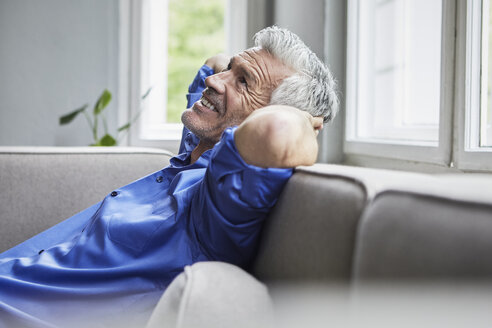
xmin=201 ymin=98 xmax=216 ymax=112
xmin=197 ymin=96 xmax=219 ymax=113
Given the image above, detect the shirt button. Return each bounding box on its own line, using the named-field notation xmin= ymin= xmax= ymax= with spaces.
xmin=111 ymin=191 xmax=118 ymax=197
xmin=156 ymin=176 xmax=164 ymax=183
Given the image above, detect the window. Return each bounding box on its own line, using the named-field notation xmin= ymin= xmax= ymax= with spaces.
xmin=167 ymin=0 xmax=226 ymax=124
xmin=455 ymin=0 xmax=492 ymax=170
xmin=140 ymin=0 xmax=226 ymax=141
xmin=345 ymin=0 xmax=492 ymax=171
xmin=483 ymin=0 xmax=492 ymax=147
xmin=352 ymin=0 xmax=442 ymax=145
xmin=120 ymin=0 xmax=247 ymax=151
xmin=345 ymin=0 xmax=453 ymax=165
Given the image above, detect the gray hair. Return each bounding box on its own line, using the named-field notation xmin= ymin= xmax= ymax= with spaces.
xmin=254 ymin=26 xmax=339 ymax=123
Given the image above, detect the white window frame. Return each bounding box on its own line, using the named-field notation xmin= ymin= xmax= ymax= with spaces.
xmin=118 ymin=0 xmax=247 ymax=153
xmin=344 ymin=0 xmax=456 ymax=167
xmin=454 ymin=0 xmax=492 ymax=171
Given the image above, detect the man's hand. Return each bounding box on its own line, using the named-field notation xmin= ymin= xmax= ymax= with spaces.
xmin=234 ymin=105 xmax=323 ymax=168
xmin=204 ymin=54 xmax=230 ymax=74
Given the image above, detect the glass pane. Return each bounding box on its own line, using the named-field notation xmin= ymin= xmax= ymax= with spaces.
xmin=483 ymin=0 xmax=492 ymax=146
xmin=356 ymin=0 xmax=442 ymax=143
xmin=167 ymin=0 xmax=226 ymax=123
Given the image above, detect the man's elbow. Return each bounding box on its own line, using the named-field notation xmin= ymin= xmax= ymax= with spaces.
xmin=235 ymin=108 xmax=319 ymax=168
xmin=263 ymin=116 xmax=318 ymax=167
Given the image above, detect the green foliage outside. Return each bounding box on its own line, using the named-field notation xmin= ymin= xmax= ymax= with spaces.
xmin=167 ymin=0 xmax=225 ymax=123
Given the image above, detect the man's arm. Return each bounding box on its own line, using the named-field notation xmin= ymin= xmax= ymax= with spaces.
xmin=235 ymin=105 xmax=323 ymax=168
xmin=189 ymin=127 xmax=293 ymax=267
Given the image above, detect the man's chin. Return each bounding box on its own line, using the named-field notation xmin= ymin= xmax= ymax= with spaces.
xmin=181 ymin=108 xmax=192 ymax=128
xmin=180 ymin=115 xmax=197 ymax=139
xmin=181 ymin=111 xmax=219 ymax=142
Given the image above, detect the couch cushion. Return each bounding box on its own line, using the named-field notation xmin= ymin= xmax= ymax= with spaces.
xmin=0 ymin=147 xmax=172 ymax=252
xmin=354 ymin=174 xmax=492 ymax=281
xmin=146 ymin=261 xmax=273 ymax=328
xmin=252 ymin=166 xmax=367 ymax=282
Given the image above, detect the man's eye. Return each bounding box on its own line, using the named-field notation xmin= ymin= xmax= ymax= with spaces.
xmin=220 ymin=63 xmax=232 ymax=73
xmin=239 ymin=77 xmax=248 ymax=87
xmin=220 ymin=64 xmax=231 ymax=73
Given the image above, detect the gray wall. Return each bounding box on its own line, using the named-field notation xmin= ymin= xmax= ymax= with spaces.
xmin=0 ymin=0 xmax=119 ymax=146
xmin=274 ymin=0 xmax=345 ymax=163
xmin=274 ymin=0 xmax=325 ymax=57
xmin=320 ymin=0 xmax=346 ymax=163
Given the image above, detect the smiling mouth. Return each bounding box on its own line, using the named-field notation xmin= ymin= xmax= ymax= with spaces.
xmin=199 ymin=97 xmax=217 ymax=112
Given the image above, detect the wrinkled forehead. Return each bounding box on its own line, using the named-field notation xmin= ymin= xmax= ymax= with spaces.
xmin=236 ymin=47 xmax=278 ymax=66
xmin=233 ymin=47 xmax=295 ymax=80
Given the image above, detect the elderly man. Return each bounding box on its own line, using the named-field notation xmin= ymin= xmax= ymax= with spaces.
xmin=0 ymin=26 xmax=338 ymax=327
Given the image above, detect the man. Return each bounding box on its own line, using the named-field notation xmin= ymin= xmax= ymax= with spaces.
xmin=0 ymin=26 xmax=338 ymax=327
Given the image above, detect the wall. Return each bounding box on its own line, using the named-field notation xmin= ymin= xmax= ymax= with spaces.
xmin=0 ymin=0 xmax=119 ymax=146
xmin=321 ymin=0 xmax=346 ymax=163
xmin=274 ymin=0 xmax=325 ymax=56
xmin=247 ymin=0 xmax=275 ymax=47
xmin=273 ymin=0 xmax=346 ymax=163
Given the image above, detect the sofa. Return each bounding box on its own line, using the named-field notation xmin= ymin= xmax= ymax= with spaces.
xmin=2 ymin=147 xmax=492 ymax=327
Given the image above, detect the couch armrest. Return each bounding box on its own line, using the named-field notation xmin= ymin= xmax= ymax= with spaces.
xmin=0 ymin=146 xmax=173 ymax=252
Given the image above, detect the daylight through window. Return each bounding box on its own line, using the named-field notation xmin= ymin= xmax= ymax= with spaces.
xmin=348 ymin=0 xmax=442 ymax=145
xmin=139 ymin=0 xmax=225 ymax=141
xmin=167 ymin=0 xmax=226 ymax=123
xmin=482 ymin=0 xmax=492 ymax=146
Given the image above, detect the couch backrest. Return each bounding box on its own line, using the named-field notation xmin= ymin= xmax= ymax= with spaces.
xmin=353 ymin=176 xmax=492 ymax=281
xmin=254 ymin=164 xmax=492 ymax=283
xmin=252 ymin=167 xmax=367 ymax=282
xmin=3 ymin=148 xmax=492 ymax=283
xmin=0 ymin=147 xmax=172 ymax=252
xmin=252 ymin=164 xmax=432 ymax=283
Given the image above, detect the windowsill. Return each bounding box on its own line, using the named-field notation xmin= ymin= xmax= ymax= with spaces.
xmin=343 ymin=153 xmax=459 ymax=174
xmin=344 ymin=139 xmax=447 ymax=166
xmin=139 ymin=123 xmax=183 ymax=141
xmin=346 ymin=137 xmax=438 ymax=148
xmin=129 ymin=138 xmax=180 ymax=155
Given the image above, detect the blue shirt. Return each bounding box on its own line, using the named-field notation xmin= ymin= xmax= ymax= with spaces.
xmin=0 ymin=66 xmax=293 ymax=327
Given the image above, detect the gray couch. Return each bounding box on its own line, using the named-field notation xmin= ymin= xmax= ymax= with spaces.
xmin=2 ymin=147 xmax=492 ymax=327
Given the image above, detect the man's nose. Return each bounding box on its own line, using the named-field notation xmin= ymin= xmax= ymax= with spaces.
xmin=205 ymin=72 xmax=227 ymax=94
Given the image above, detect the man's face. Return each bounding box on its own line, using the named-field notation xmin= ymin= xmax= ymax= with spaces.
xmin=181 ymin=48 xmax=294 ymax=144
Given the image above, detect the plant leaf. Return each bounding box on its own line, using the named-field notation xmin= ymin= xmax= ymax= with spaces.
xmin=59 ymin=104 xmax=88 ymax=125
xmin=94 ymin=89 xmax=112 ymax=115
xmin=99 ymin=134 xmax=117 ymax=146
xmin=141 ymin=87 xmax=152 ymax=100
xmin=117 ymin=122 xmax=131 ymax=132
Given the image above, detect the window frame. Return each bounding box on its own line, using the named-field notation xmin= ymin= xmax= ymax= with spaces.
xmin=344 ymin=0 xmax=456 ymax=167
xmin=453 ymin=0 xmax=492 ymax=171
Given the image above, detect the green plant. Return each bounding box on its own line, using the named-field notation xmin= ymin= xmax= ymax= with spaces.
xmin=59 ymin=88 xmax=151 ymax=146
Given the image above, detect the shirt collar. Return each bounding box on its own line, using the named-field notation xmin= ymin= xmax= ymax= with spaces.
xmin=170 ymin=132 xmax=211 ymax=168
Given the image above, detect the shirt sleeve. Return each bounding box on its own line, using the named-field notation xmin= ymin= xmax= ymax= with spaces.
xmin=189 ymin=127 xmax=293 ymax=267
xmin=179 ymin=65 xmax=215 ymax=154
xmin=186 ymin=64 xmax=214 ymax=108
